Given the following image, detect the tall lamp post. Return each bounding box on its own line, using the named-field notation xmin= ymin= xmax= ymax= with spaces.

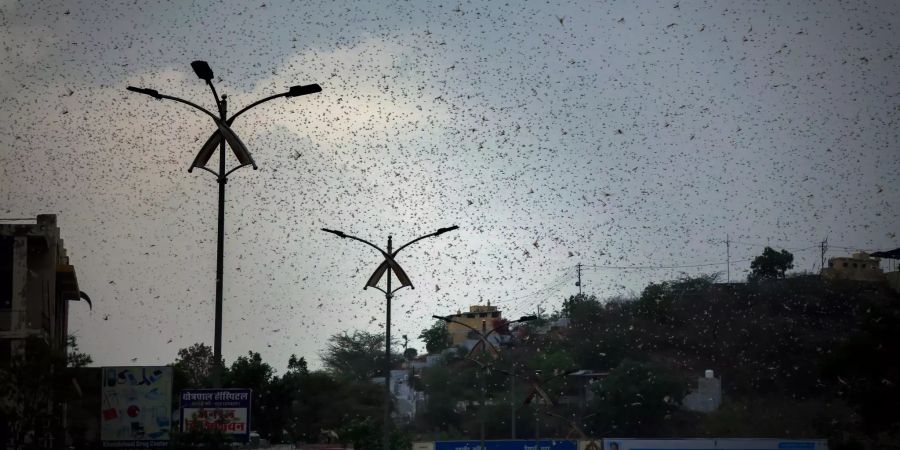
xmin=432 ymin=313 xmax=536 ymax=449
xmin=127 ymin=61 xmax=321 ymax=386
xmin=322 ymin=225 xmax=458 ymax=450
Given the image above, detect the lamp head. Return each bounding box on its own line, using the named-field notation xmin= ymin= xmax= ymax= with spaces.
xmin=321 ymin=228 xmax=347 ymax=238
xmin=286 ymin=84 xmax=322 ymax=97
xmin=126 ymin=86 xmax=162 ymax=99
xmin=433 ymin=225 xmax=459 ymax=236
xmin=190 ymin=61 xmax=214 ymax=81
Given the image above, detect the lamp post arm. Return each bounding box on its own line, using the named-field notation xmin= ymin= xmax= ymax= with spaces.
xmin=227 ymin=93 xmax=288 ymax=125
xmin=484 ymin=315 xmax=536 ymax=341
xmin=157 ymin=93 xmax=224 ymax=125
xmin=393 ymin=233 xmax=436 ymax=256
xmin=438 ymin=316 xmax=481 ymax=336
xmin=206 ymin=80 xmax=223 ymax=112
xmin=393 ymin=225 xmax=458 ymax=255
xmin=388 ymin=284 xmax=410 ymax=296
xmin=342 ymin=233 xmax=390 ymax=259
xmin=438 ymin=316 xmax=500 ymax=356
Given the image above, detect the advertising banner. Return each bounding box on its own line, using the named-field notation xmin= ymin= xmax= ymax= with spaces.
xmin=179 ymin=388 xmax=252 ymax=442
xmin=435 ymin=440 xmax=578 ymax=450
xmin=602 ymin=439 xmax=827 ymax=450
xmin=100 ymin=366 xmax=172 ymax=448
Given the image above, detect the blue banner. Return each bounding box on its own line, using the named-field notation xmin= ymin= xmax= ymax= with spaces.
xmin=435 ymin=440 xmax=578 ymax=450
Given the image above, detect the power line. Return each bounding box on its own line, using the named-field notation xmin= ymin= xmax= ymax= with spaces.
xmin=583 ymin=256 xmax=757 ymax=271
xmin=502 ymin=271 xmax=577 ymax=315
xmin=492 ymin=267 xmax=574 ymax=306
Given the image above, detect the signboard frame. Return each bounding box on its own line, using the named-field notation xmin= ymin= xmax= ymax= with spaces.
xmin=100 ymin=366 xmax=173 ymax=448
xmin=601 ymin=439 xmax=828 ymax=450
xmin=179 ymin=388 xmax=253 ymax=442
xmin=434 ymin=440 xmax=579 ymax=450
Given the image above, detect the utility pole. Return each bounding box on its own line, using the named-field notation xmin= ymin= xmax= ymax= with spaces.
xmin=820 ymin=238 xmax=828 ymax=272
xmin=726 ymin=235 xmax=730 ymax=283
xmin=576 ymin=263 xmax=582 ymax=295
xmin=510 ymin=364 xmax=516 ymax=439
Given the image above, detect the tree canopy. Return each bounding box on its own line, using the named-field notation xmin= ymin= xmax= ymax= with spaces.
xmin=750 ymin=246 xmax=794 ymax=280
xmin=419 ymin=320 xmax=452 ymax=354
xmin=320 ymin=331 xmax=398 ymax=382
xmin=172 ymin=342 xmax=221 ymax=389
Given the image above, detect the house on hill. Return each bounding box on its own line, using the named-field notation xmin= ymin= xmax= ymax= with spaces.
xmin=445 ymin=303 xmax=505 ymax=350
xmin=821 ymin=252 xmax=885 ymax=282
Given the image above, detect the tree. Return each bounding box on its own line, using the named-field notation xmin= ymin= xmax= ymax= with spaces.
xmin=585 ymin=359 xmax=688 ymax=436
xmin=403 ymin=347 xmax=418 ymax=361
xmin=66 ymin=335 xmax=92 ymax=368
xmin=561 ymin=293 xmax=602 ymax=320
xmin=225 ymin=351 xmax=275 ymax=440
xmin=287 ymin=354 xmax=309 ymax=375
xmin=172 ymin=343 xmax=222 ymax=389
xmin=261 ymin=354 xmax=311 ymax=445
xmin=419 ymin=320 xmax=452 ymax=354
xmin=321 ymin=331 xmax=399 ymax=382
xmin=750 ymin=246 xmax=794 ymax=280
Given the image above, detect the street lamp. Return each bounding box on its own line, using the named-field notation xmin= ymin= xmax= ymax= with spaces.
xmin=523 ymin=368 xmax=579 ymax=442
xmin=127 ymin=61 xmax=321 ymax=387
xmin=432 ymin=313 xmax=536 ymax=449
xmin=322 ymin=225 xmax=458 ymax=450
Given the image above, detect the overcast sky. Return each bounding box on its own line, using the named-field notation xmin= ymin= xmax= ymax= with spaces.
xmin=1 ymin=0 xmax=898 ymax=370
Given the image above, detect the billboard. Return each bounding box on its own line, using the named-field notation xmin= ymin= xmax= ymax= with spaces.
xmin=602 ymin=439 xmax=827 ymax=450
xmin=100 ymin=366 xmax=173 ymax=447
xmin=179 ymin=388 xmax=252 ymax=442
xmin=435 ymin=440 xmax=578 ymax=450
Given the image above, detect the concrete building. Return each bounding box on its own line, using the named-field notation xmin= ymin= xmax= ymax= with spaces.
xmin=0 ymin=214 xmax=86 ymax=363
xmin=445 ymin=303 xmax=503 ymax=346
xmin=682 ymin=369 xmax=723 ymax=413
xmin=371 ymin=369 xmax=423 ymax=422
xmin=886 ymin=271 xmax=900 ymax=294
xmin=821 ymin=252 xmax=885 ymax=282
xmin=1 ymin=214 xmax=88 ymax=448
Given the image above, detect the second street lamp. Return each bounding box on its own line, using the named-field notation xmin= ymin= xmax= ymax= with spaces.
xmin=322 ymin=225 xmax=458 ymax=450
xmin=128 ymin=61 xmax=321 ymax=387
xmin=432 ymin=313 xmax=536 ymax=449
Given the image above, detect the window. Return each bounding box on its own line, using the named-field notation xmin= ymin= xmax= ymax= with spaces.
xmin=478 ymin=313 xmax=487 ymax=318
xmin=491 ymin=312 xmax=499 ymax=318
xmin=0 ymin=236 xmax=11 ymax=310
xmin=0 ymin=338 xmax=9 ymax=368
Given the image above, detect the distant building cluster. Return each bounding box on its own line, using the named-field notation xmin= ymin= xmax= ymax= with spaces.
xmin=820 ymin=251 xmax=900 ymax=292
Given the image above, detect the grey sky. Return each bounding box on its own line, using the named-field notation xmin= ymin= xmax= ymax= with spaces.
xmin=1 ymin=0 xmax=898 ymax=370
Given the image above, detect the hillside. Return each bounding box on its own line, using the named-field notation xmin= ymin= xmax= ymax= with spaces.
xmin=548 ymin=275 xmax=900 ymax=448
